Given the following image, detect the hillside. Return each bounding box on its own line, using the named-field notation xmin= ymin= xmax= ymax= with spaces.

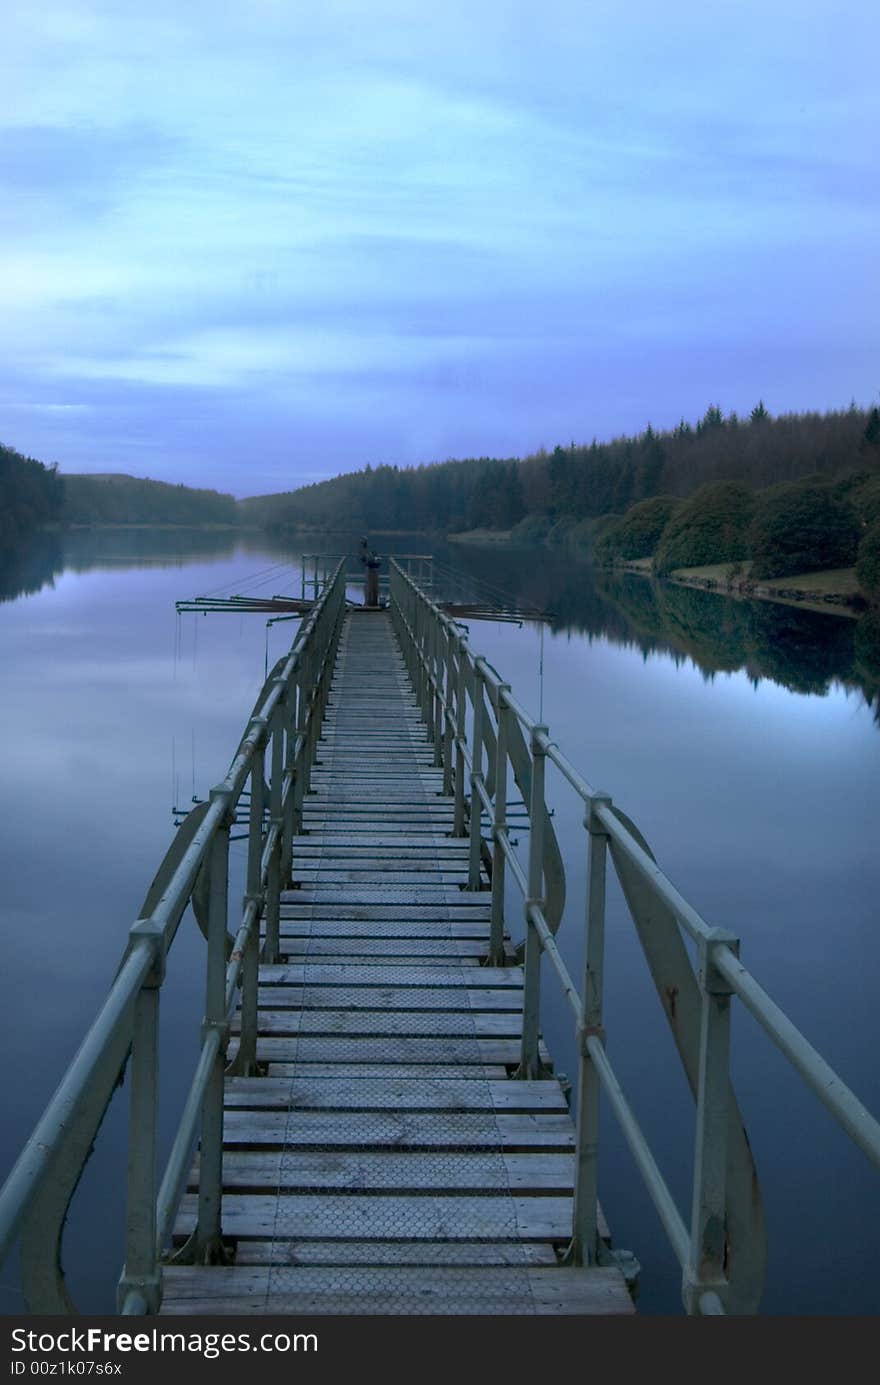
xmin=61 ymin=473 xmax=238 ymax=526
xmin=238 ymin=404 xmax=880 ymax=538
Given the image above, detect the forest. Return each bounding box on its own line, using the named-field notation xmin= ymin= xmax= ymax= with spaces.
xmin=5 ymin=405 xmax=880 ymax=567
xmin=1 ymin=448 xmax=239 ymax=540
xmin=240 ymin=404 xmax=880 ymax=538
xmin=0 ymin=442 xmax=64 ymax=548
xmin=61 ymin=473 xmax=238 ymax=526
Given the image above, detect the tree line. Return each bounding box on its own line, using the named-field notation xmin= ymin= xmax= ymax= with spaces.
xmin=1 ymin=445 xmax=240 ymax=540
xmin=62 ymin=473 xmax=238 ymax=526
xmin=0 ymin=442 xmax=64 ymax=548
xmin=242 ymin=403 xmax=879 ymax=536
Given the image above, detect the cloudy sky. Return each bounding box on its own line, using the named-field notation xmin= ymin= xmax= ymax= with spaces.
xmin=2 ymin=1 xmax=878 ymax=496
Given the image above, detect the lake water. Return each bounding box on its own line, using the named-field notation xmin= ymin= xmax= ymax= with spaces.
xmin=1 ymin=529 xmax=878 ymax=1316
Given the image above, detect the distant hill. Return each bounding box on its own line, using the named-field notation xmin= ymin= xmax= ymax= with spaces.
xmin=61 ymin=472 xmax=238 ymax=526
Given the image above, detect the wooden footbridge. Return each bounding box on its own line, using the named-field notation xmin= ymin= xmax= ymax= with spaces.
xmin=1 ymin=559 xmax=878 ymax=1317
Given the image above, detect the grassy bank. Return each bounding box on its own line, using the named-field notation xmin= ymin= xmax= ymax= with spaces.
xmin=447 ymin=527 xmax=517 ymax=546
xmin=620 ymin=559 xmax=864 ymax=618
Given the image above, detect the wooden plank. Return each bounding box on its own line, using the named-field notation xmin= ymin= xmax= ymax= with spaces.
xmin=292 ymin=869 xmax=469 ymax=883
xmin=257 ymin=964 xmax=523 ymax=987
xmin=232 ymin=1035 xmax=549 ymax=1065
xmin=269 ymin=955 xmax=492 ymax=968
xmin=279 ymin=903 xmax=491 ymax=919
xmin=194 ymin=1151 xmax=575 ymax=1193
xmin=278 ymin=942 xmax=502 ymax=959
xmin=263 ymin=1063 xmax=510 ymax=1080
xmin=174 ymin=1193 xmax=579 ymax=1242
xmin=223 ymin=1077 xmax=566 ymax=1112
xmin=232 ymin=1010 xmax=523 ymax=1038
xmin=277 ymin=922 xmax=496 ymax=939
xmin=254 ymin=985 xmax=523 ymax=1011
xmin=291 ymin=847 xmax=471 ymax=859
xmin=231 ymin=1240 xmax=559 ymax=1267
xmin=219 ymin=1110 xmax=572 ymax=1148
xmin=160 ymin=1265 xmax=632 ymax=1316
xmin=234 ymin=1011 xmax=523 ymax=1040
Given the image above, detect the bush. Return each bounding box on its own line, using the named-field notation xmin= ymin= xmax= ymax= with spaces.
xmin=654 ymin=482 xmax=754 ymax=574
xmin=856 ymin=522 xmax=880 ymax=602
xmin=546 ymin=515 xmax=577 ymax=546
xmin=509 ymin=513 xmax=552 ymax=544
xmin=854 ymin=604 xmax=880 ymax=678
xmin=565 ymin=518 xmax=599 ymax=553
xmin=595 ymin=495 xmax=680 ymax=564
xmin=593 ymin=520 xmax=622 ymax=564
xmin=843 ymin=472 xmax=880 ymax=529
xmin=748 ymin=482 xmax=860 ymax=580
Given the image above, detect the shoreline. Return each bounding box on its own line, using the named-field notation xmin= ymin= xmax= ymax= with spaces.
xmin=445 ymin=529 xmax=866 ymax=621
xmin=618 ymin=560 xmax=864 ymax=620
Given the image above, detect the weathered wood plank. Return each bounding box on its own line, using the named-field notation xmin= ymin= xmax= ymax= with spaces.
xmin=231 ymin=1240 xmax=558 ymax=1267
xmin=254 ymin=985 xmax=523 ymax=1011
xmin=174 ymin=1193 xmax=578 ymax=1242
xmin=219 ymin=1110 xmax=573 ymax=1148
xmin=193 ymin=1151 xmax=575 ymax=1193
xmin=277 ymin=921 xmax=496 ymax=939
xmin=232 ymin=1035 xmax=550 ymax=1066
xmin=232 ymin=1010 xmax=524 ymax=1038
xmin=278 ymin=941 xmax=497 ymax=959
xmin=160 ymin=1265 xmax=633 ymax=1315
xmin=223 ymin=1077 xmax=565 ymax=1112
xmin=257 ymin=964 xmax=521 ymax=987
xmin=263 ymin=1063 xmax=510 ymax=1080
xmin=279 ymin=903 xmax=491 ymax=919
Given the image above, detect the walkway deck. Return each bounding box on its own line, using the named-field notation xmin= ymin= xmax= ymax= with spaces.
xmin=163 ymin=611 xmax=633 ymax=1314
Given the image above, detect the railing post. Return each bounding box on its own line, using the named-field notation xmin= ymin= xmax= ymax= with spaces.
xmin=192 ymin=786 xmax=233 ymax=1262
xmin=516 ymin=725 xmax=548 ymax=1079
xmin=281 ymin=679 xmax=297 ymax=884
xmin=117 ymin=923 xmax=164 ymax=1314
xmin=411 ymin=597 xmax=422 ymax=718
xmin=432 ymin=617 xmax=443 ymax=767
xmin=231 ymin=726 xmax=266 ymax=1077
xmin=567 ymin=791 xmax=611 ymax=1265
xmin=488 ymin=689 xmax=511 ymax=965
xmin=292 ymin=662 xmax=307 ymax=835
xmin=442 ymin=623 xmax=455 ymax=797
xmin=684 ymin=930 xmax=738 ymax=1314
xmin=453 ymin=632 xmax=469 ymax=837
xmin=302 ymin=646 xmax=317 ymax=790
xmin=468 ymin=667 xmax=486 ymax=890
xmin=264 ymin=698 xmax=285 ymax=964
xmin=419 ymin=599 xmax=430 ymax=732
xmin=308 ymin=641 xmax=322 ymax=769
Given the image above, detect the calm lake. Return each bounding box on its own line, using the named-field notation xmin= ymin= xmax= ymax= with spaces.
xmin=1 ymin=528 xmax=878 ymax=1315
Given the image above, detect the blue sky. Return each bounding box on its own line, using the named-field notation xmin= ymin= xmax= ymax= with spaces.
xmin=2 ymin=1 xmax=878 ymax=496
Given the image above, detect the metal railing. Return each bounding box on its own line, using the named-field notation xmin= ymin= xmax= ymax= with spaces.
xmin=0 ymin=561 xmax=348 ymax=1314
xmin=389 ymin=558 xmax=880 ymax=1316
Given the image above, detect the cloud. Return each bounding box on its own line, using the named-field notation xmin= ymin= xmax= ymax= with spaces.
xmin=1 ymin=0 xmax=878 ymax=486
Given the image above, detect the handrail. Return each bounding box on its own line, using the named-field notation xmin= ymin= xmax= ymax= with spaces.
xmin=388 ymin=558 xmax=880 ymax=1316
xmin=0 ymin=560 xmax=348 ymax=1314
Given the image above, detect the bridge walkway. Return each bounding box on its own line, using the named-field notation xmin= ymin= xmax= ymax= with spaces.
xmin=162 ymin=609 xmax=633 ymax=1314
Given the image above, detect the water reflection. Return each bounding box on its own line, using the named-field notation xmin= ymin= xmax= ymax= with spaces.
xmin=437 ymin=543 xmax=880 ymax=718
xmin=0 ymin=530 xmax=65 ymax=603
xmin=4 ymin=528 xmax=878 ymax=714
xmin=0 ymin=526 xmax=285 ymax=604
